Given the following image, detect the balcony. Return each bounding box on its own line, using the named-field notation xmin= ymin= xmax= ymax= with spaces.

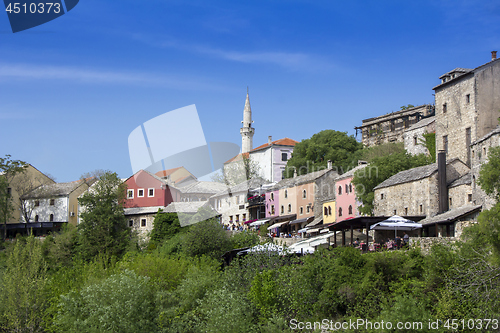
xmin=247 ymin=194 xmax=265 ymax=208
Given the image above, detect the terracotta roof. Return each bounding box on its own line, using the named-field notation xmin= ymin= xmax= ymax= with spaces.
xmin=155 ymin=167 xmax=182 ymax=178
xmin=224 ymin=152 xmax=249 ymax=164
xmin=251 ymin=137 xmax=298 ymax=152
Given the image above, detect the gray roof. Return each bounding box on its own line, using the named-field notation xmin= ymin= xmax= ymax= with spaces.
xmin=270 ymin=168 xmax=330 ymax=191
xmin=164 ymin=201 xmax=212 ymax=214
xmin=179 ymin=181 xmax=227 ymax=194
xmin=124 ymin=206 xmax=164 ymax=216
xmin=471 ymin=126 xmax=500 ymax=146
xmin=449 ymin=172 xmax=471 ymax=188
xmin=374 ymin=163 xmax=439 ymax=190
xmin=406 ymin=116 xmax=435 ymax=131
xmin=419 ymin=205 xmax=482 ymax=225
xmin=24 ymin=179 xmax=90 ymax=199
xmin=438 ymin=68 xmax=473 ymax=79
xmin=335 ymin=164 xmax=368 ymax=181
xmin=212 ymin=177 xmax=270 ymax=197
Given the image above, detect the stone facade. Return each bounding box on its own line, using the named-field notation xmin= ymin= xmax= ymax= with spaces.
xmin=374 ymin=159 xmax=469 ymax=217
xmin=433 ymin=55 xmax=500 ymax=167
xmin=355 ymin=104 xmax=435 ymax=148
xmin=403 ymin=117 xmax=435 ymax=156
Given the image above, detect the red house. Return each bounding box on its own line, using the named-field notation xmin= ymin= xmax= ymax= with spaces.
xmin=123 ymin=170 xmax=181 ymax=208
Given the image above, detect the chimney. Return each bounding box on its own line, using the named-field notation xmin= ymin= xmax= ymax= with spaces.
xmin=437 ymin=150 xmax=448 ymax=214
xmin=492 ymin=51 xmax=497 ymax=61
xmin=268 ymin=136 xmax=272 ymax=145
xmin=327 ymin=160 xmax=332 ymax=169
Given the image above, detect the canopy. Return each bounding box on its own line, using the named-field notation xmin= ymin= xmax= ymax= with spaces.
xmin=370 ymin=215 xmax=422 ymax=237
xmin=249 ymin=218 xmax=270 ymax=227
xmin=267 ymin=221 xmax=289 ymax=230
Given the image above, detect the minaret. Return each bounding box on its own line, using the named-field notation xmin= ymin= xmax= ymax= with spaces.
xmin=240 ymin=88 xmax=255 ymax=153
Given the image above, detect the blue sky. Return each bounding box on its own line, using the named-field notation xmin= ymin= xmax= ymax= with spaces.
xmin=1 ymin=0 xmax=499 ymax=182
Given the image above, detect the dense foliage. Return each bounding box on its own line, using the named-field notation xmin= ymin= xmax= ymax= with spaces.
xmin=285 ymin=130 xmax=363 ymax=177
xmin=352 ymin=143 xmax=432 ymax=215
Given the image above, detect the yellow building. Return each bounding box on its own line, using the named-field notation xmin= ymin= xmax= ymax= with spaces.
xmin=322 ymin=201 xmax=336 ymax=224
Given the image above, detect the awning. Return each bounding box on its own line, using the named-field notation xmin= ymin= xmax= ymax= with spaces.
xmin=306 ymin=216 xmax=323 ymax=228
xmin=249 ymin=218 xmax=271 ymax=227
xmin=267 ymin=221 xmax=289 ymax=230
xmin=290 ymin=216 xmax=314 ymax=225
xmin=306 ymin=228 xmax=320 ymax=233
xmin=297 ymin=227 xmax=308 ymax=233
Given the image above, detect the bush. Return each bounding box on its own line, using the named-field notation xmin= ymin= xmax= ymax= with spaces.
xmin=182 ymin=219 xmax=232 ymax=260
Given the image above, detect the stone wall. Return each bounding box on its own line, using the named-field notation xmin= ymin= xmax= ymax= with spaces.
xmin=409 ymin=237 xmax=457 ymax=255
xmin=374 ymin=175 xmax=439 ymax=217
xmin=434 ymin=74 xmax=476 ymax=166
xmin=448 ymin=183 xmax=472 ymax=210
xmin=403 ymin=118 xmax=435 ymax=156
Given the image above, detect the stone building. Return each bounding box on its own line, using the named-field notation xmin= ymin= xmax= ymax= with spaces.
xmin=373 ymin=158 xmax=469 ymax=218
xmin=403 ymin=116 xmax=435 ymax=156
xmin=433 ymin=51 xmax=500 ymax=167
xmin=355 ymin=104 xmax=435 ymax=148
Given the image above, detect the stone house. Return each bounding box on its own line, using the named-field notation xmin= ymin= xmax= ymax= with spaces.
xmin=433 ymin=51 xmax=500 ymax=167
xmin=355 ymin=104 xmax=435 ymax=148
xmin=373 ymin=158 xmax=469 ymax=218
xmin=403 ymin=116 xmax=436 ymax=156
xmin=20 ymin=178 xmax=95 ymax=236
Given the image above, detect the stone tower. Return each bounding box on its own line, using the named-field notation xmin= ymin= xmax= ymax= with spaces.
xmin=240 ymin=88 xmax=255 ymax=153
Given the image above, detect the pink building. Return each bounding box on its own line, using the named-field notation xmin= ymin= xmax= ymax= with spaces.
xmin=124 ymin=170 xmax=181 ymax=208
xmin=334 ymin=164 xmax=367 ymax=221
xmin=265 ymin=190 xmax=279 ymax=218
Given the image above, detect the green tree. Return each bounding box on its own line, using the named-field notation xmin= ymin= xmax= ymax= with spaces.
xmin=56 ymin=270 xmax=157 ymax=333
xmin=183 ymin=218 xmax=232 ymax=260
xmin=352 ymin=151 xmax=431 ymax=215
xmin=400 ymin=104 xmax=415 ymax=110
xmin=213 ymin=154 xmax=262 ymax=186
xmin=285 ymin=130 xmax=363 ymax=177
xmin=420 ymin=132 xmax=436 ymax=163
xmin=149 ymin=210 xmax=181 ymax=245
xmin=77 ymin=171 xmax=131 ymax=261
xmin=478 ymin=146 xmax=500 ymax=201
xmin=0 ymin=155 xmax=27 ymax=239
xmin=0 ymin=236 xmax=48 ymax=332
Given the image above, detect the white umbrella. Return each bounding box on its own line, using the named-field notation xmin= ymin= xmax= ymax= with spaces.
xmin=370 ymin=215 xmax=422 ymax=238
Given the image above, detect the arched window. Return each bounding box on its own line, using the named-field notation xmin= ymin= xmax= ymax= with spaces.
xmin=328 ymin=206 xmax=332 ymax=215
xmin=270 ymin=193 xmax=274 ymax=200
xmin=288 ymin=204 xmax=292 ymax=213
xmin=338 ymin=207 xmax=343 ymax=217
xmin=303 ymin=189 xmax=307 ymax=198
xmin=34 ymin=215 xmax=39 ymax=222
xmin=345 ymin=184 xmax=349 ymax=194
xmin=349 ymin=184 xmax=352 ymax=193
xmin=49 ymin=214 xmax=54 ymax=222
xmin=281 ymin=205 xmax=284 ymax=214
xmin=300 ymin=207 xmax=304 ymax=214
xmin=338 ymin=186 xmax=342 ymax=195
xmin=348 ymin=205 xmax=353 ymax=215
xmin=324 ymin=207 xmax=328 ymax=216
xmin=473 ymin=175 xmax=476 ymax=189
xmin=285 ymin=190 xmax=288 ymax=198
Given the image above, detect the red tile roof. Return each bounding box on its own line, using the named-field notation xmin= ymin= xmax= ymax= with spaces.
xmin=225 ymin=152 xmax=249 ymax=164
xmin=251 ymin=137 xmax=298 ymax=151
xmin=155 ymin=167 xmax=182 ymax=178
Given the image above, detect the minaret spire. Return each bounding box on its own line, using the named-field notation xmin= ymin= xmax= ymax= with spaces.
xmin=240 ymin=88 xmax=255 ymax=153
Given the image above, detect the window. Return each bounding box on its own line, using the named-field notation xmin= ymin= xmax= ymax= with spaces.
xmin=449 ymin=198 xmax=452 ymax=206
xmin=345 ymin=184 xmax=349 ymax=194
xmin=141 ymin=219 xmax=146 ymax=227
xmin=324 ymin=207 xmax=328 ymax=216
xmin=148 ymin=188 xmax=154 ymax=197
xmin=35 ymin=200 xmax=40 ymax=207
xmin=443 ymin=135 xmax=448 ymax=154
xmin=229 ymin=215 xmax=233 ymax=222
xmin=419 ymin=204 xmax=423 ymax=213
xmin=443 ymin=103 xmax=447 ymax=114
xmin=242 ymin=214 xmax=246 ymax=221
xmin=281 ymin=170 xmax=286 ymax=180
xmin=281 ymin=152 xmax=288 ymax=161
xmin=328 ymin=206 xmax=331 ymax=215
xmin=271 ymin=205 xmax=275 ymax=215
xmin=288 ymin=204 xmax=291 ymax=213
xmin=338 ymin=207 xmax=343 ymax=217
xmin=466 ymin=94 xmax=470 ymax=104
xmin=6 ymin=187 xmax=11 ymax=196
xmin=394 ymin=209 xmax=397 ymax=215
xmin=484 ymin=147 xmax=487 ymax=157
xmin=381 ymin=193 xmax=384 ymax=200
xmin=35 ymin=215 xmax=39 ymax=222
xmin=348 ymin=205 xmax=353 ymax=215
xmin=270 ymin=193 xmax=274 ymax=201
xmin=129 ymin=220 xmax=133 ymax=227
xmin=349 ymin=184 xmax=352 ymax=193
xmin=338 ymin=186 xmax=342 ymax=195
xmin=473 ymin=175 xmax=476 ymax=189
xmin=49 ymin=214 xmax=54 ymax=222
xmin=468 ymin=194 xmax=472 ymax=202
xmin=302 ymin=189 xmax=306 ymax=199
xmin=284 ymin=190 xmax=288 ymax=198
xmin=236 ymin=215 xmax=239 ymax=222
xmin=50 ymin=199 xmax=55 ymax=206
xmin=127 ymin=189 xmax=134 ymax=199
xmin=138 ymin=189 xmax=144 ymax=197
xmin=300 ymin=207 xmax=303 ymax=215
xmin=414 ymin=136 xmax=417 ymax=145
xmin=281 ymin=205 xmax=284 ymax=214
xmin=404 ymin=207 xmax=408 ymax=215
xmin=307 ymin=205 xmax=311 ymax=213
